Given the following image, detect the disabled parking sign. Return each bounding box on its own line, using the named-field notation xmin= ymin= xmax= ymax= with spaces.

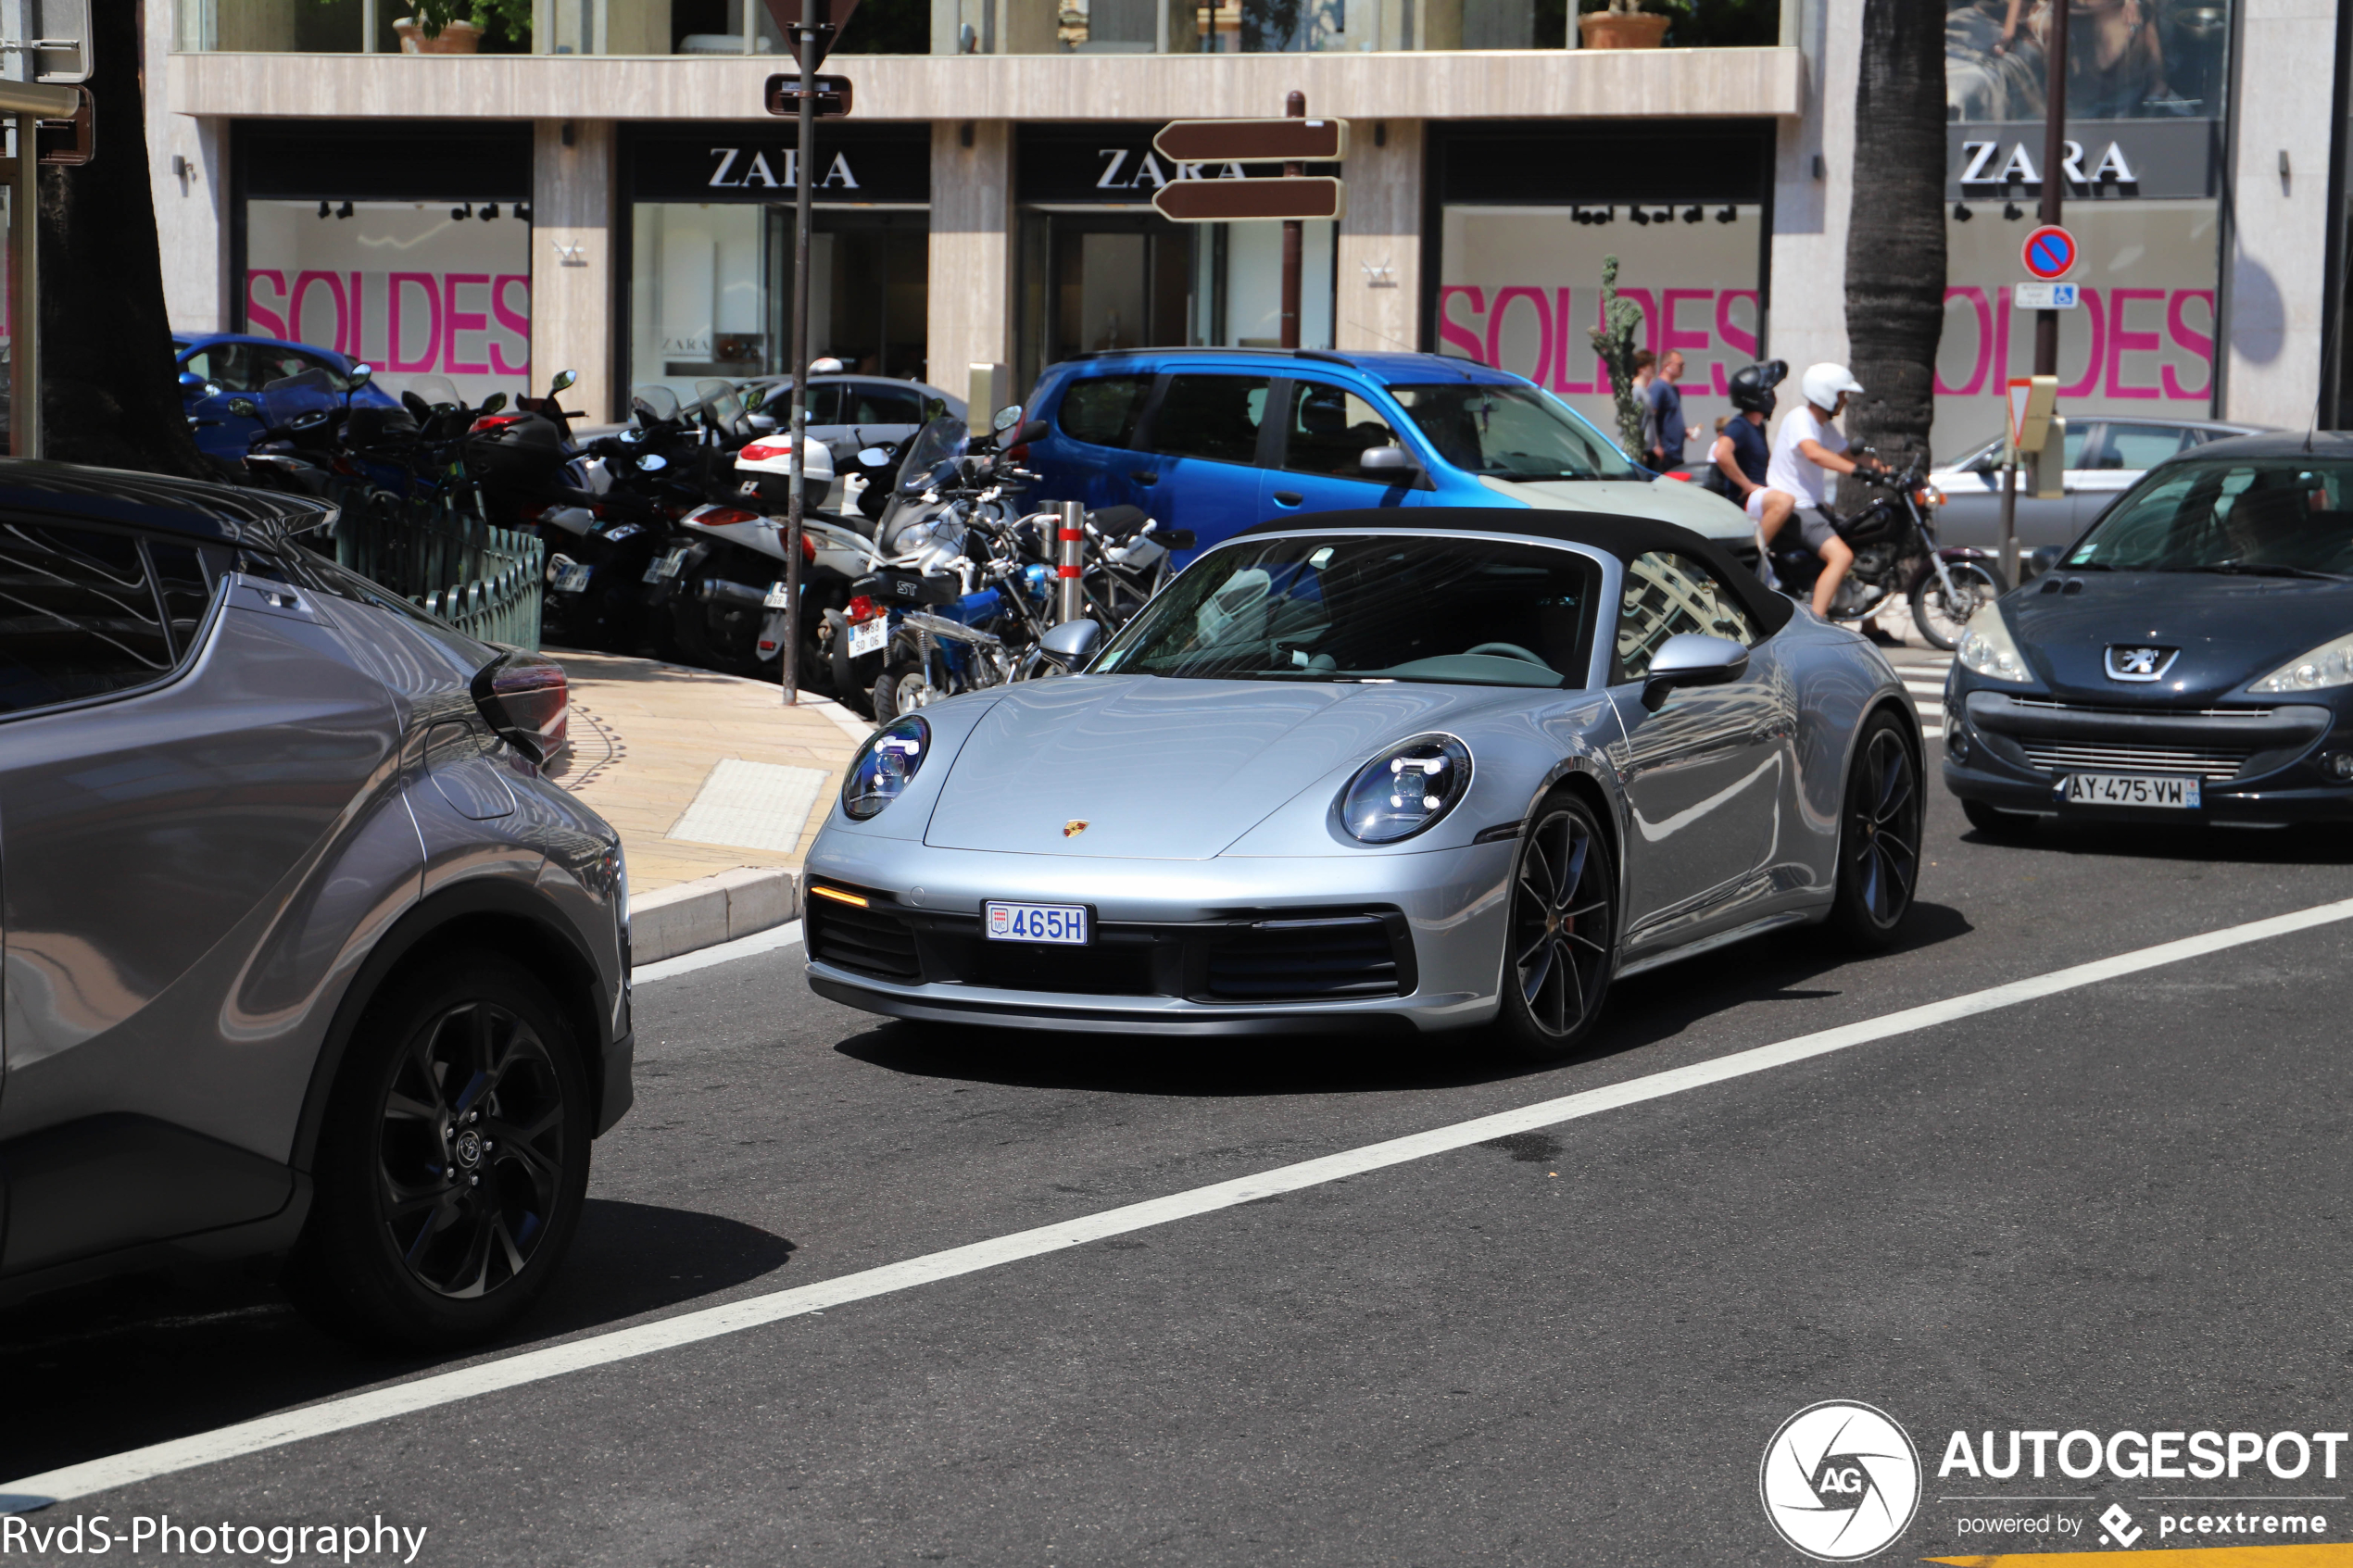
xmin=2021 ymin=225 xmax=2078 ymax=282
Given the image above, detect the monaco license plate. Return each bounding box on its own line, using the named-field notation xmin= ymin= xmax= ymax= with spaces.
xmin=552 ymin=561 xmax=595 ymax=594
xmin=985 ymin=901 xmax=1090 ymax=945
xmin=2062 ymin=772 xmax=2202 ymax=809
xmin=848 ymin=617 xmax=889 ymax=658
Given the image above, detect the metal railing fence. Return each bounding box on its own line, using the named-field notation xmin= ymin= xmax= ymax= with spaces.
xmin=328 ymin=479 xmax=544 ymax=650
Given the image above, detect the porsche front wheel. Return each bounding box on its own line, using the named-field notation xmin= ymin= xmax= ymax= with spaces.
xmin=1495 ymin=794 xmax=1616 ymax=1060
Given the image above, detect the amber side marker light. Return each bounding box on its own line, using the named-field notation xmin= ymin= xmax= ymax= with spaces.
xmin=808 ymin=885 xmax=870 ymax=909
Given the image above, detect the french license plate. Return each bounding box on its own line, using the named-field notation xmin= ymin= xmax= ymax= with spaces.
xmin=551 ymin=561 xmax=595 ymax=594
xmin=848 ymin=617 xmax=889 ymax=658
xmin=2062 ymin=772 xmax=2202 ymax=809
xmin=642 ymin=547 xmax=688 ymax=584
xmin=601 ymin=523 xmax=641 ymax=543
xmin=763 ymin=582 xmax=791 ymax=609
xmin=985 ymin=901 xmax=1090 ymax=945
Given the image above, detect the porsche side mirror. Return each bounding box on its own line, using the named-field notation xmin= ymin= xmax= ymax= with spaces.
xmin=1036 ymin=618 xmax=1101 ymax=671
xmin=1359 ymin=445 xmax=1420 ymax=476
xmin=1639 ymin=633 xmax=1748 ymax=712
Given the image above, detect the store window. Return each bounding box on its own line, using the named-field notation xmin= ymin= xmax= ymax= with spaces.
xmin=1429 ymin=124 xmax=1771 ymax=459
xmin=623 ymin=126 xmax=931 ymax=402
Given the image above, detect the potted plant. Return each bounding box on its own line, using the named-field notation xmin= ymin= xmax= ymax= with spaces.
xmin=1578 ymin=0 xmax=1673 ymax=48
xmin=361 ymin=0 xmax=529 ymax=53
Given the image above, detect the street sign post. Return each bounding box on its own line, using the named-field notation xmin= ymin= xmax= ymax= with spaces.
xmin=2012 ymin=282 xmax=2078 ymax=310
xmin=761 ymin=0 xmax=862 ymax=703
xmin=1150 ymin=177 xmax=1346 ymax=224
xmin=2006 ymin=374 xmax=2058 ymax=455
xmin=762 ymin=73 xmax=853 ymax=118
xmin=2021 ymin=224 xmax=2078 ymax=281
xmin=0 ymin=0 xmax=89 ymax=84
xmin=1151 ymin=117 xmax=1349 ymax=163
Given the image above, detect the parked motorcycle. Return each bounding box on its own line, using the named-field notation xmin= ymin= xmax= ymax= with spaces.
xmin=1763 ymin=458 xmax=2005 ymax=650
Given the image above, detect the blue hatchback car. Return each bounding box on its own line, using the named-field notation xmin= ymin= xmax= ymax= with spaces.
xmin=175 ymin=332 xmax=402 ymax=466
xmin=1018 ymin=348 xmax=1756 ymax=566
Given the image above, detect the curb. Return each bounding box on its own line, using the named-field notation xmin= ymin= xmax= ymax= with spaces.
xmin=630 ymin=867 xmax=799 ymax=968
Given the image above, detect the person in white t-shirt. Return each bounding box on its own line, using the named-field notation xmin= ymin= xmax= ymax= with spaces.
xmin=1765 ymin=362 xmax=1889 ymax=618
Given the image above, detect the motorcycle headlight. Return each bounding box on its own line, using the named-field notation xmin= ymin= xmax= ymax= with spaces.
xmin=843 ymin=716 xmax=930 ymax=820
xmin=1914 ymin=484 xmax=1944 ymax=508
xmin=2249 ymin=633 xmax=2353 ymax=694
xmin=1955 ymin=604 xmax=2033 ymax=684
xmin=1340 ymin=734 xmax=1473 ymax=844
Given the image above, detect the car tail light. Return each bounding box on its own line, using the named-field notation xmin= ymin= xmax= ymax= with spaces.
xmin=470 ymin=413 xmax=526 ymax=433
xmin=472 ymin=651 xmax=570 ymax=765
xmin=847 ymin=594 xmax=879 ymax=623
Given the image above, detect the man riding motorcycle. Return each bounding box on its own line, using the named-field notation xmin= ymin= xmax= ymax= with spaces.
xmin=1764 ymin=361 xmax=1891 ymax=619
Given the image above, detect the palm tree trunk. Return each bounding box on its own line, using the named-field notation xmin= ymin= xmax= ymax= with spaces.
xmin=1843 ymin=0 xmax=1946 ymax=472
xmin=36 ymin=0 xmax=213 ymax=477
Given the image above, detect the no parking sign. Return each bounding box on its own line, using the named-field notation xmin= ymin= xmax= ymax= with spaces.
xmin=2021 ymin=224 xmax=2079 ymax=282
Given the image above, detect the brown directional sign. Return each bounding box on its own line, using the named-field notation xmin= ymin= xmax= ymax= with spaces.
xmin=764 ymin=72 xmax=854 ymax=118
xmin=761 ymin=0 xmax=863 ymax=69
xmin=1153 ymin=118 xmax=1350 ymax=164
xmin=1151 ymin=176 xmax=1347 ymax=224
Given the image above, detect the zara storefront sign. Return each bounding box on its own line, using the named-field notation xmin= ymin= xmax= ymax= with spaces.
xmin=1944 ymin=119 xmax=2219 ymax=201
xmin=627 ymin=123 xmax=930 ymax=205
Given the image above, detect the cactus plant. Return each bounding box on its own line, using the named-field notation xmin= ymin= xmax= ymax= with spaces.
xmin=1586 ymin=255 xmax=1647 ymax=460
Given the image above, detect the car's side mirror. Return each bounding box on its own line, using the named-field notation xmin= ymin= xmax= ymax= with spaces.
xmin=179 ymin=370 xmax=207 ymax=390
xmin=1036 ymin=618 xmax=1101 ymax=671
xmin=1639 ymin=633 xmax=1748 ymax=712
xmin=347 ymin=363 xmax=373 ymax=389
xmin=1359 ymin=445 xmax=1420 ymax=477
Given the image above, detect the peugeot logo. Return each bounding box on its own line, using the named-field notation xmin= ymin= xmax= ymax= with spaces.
xmin=2105 ymin=644 xmax=2179 ymax=683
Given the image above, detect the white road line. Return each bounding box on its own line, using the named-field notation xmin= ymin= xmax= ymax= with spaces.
xmin=631 ymin=922 xmax=803 ymax=985
xmin=14 ymin=895 xmax=2353 ymax=1512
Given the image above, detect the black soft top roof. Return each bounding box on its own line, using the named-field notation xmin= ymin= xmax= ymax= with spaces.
xmin=1236 ymin=506 xmax=1793 ymax=637
xmin=0 ymin=458 xmax=332 ymax=545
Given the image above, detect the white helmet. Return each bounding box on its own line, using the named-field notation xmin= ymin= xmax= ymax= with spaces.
xmin=1801 ymin=362 xmax=1864 ymax=410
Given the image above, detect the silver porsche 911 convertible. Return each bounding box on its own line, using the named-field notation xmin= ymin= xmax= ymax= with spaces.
xmin=802 ymin=509 xmax=1922 ymax=1057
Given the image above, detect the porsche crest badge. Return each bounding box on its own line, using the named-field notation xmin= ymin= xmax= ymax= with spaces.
xmin=1063 ymin=820 xmax=1088 ymax=837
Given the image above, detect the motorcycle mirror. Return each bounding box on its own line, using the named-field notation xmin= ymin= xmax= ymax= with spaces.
xmin=479 ymin=391 xmax=509 ymax=414
xmin=347 ymin=363 xmax=373 ymax=389
xmin=228 ymin=396 xmax=260 ymax=420
xmin=637 ymin=453 xmax=668 ymax=472
xmin=1015 ymin=420 xmax=1049 ymax=445
xmin=857 ymin=446 xmax=892 ymax=467
xmin=991 ymin=404 xmax=1026 ymax=434
xmin=548 ymin=369 xmax=579 ymax=395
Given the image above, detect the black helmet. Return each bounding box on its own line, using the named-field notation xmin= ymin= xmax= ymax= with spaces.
xmin=1730 ymin=358 xmax=1787 ymax=416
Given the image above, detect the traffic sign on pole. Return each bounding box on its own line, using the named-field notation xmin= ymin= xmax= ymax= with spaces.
xmin=2006 ymin=374 xmax=2057 ymax=456
xmin=1151 ymin=175 xmax=1345 ymax=224
xmin=2012 ymin=282 xmax=2078 ymax=310
xmin=763 ymin=72 xmax=853 ymax=118
xmin=760 ymin=0 xmax=861 ymax=69
xmin=1152 ymin=118 xmax=1349 ymax=164
xmin=2021 ymin=224 xmax=2078 ymax=282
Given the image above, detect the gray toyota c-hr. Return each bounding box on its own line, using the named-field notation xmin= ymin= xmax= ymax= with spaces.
xmin=0 ymin=461 xmax=631 ymax=1348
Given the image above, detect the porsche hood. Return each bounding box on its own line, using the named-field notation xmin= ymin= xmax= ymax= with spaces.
xmin=1478 ymin=473 xmax=1753 ymax=542
xmin=921 ymin=675 xmax=1515 ymax=859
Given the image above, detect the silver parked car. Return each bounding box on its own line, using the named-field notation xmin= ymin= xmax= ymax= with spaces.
xmin=0 ymin=464 xmax=631 ymax=1347
xmin=802 ymin=510 xmax=1922 ymax=1057
xmin=1928 ymin=415 xmax=2270 ymax=550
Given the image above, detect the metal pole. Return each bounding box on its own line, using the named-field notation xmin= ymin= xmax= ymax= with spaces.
xmin=2032 ymin=2 xmax=2069 ymax=379
xmin=1996 ymin=444 xmax=2020 ymax=587
xmin=1056 ymin=499 xmax=1084 ymax=625
xmin=783 ymin=4 xmax=818 ymax=704
xmin=1279 ymin=89 xmax=1302 ymax=350
xmin=11 ymin=112 xmax=35 ymax=458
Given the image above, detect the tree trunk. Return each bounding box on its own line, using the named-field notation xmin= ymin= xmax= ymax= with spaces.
xmin=1842 ymin=0 xmax=1946 ymax=472
xmin=36 ymin=0 xmax=212 ymax=478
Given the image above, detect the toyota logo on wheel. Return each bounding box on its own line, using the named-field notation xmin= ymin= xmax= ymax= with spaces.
xmin=1759 ymin=1400 xmax=1921 ymax=1561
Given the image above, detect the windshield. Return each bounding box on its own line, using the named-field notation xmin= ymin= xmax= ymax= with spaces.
xmin=259 ymin=366 xmax=343 ymax=423
xmin=1092 ymin=533 xmax=1601 ymax=687
xmin=2064 ymin=459 xmax=2353 ymax=578
xmin=632 ymin=384 xmax=683 ymax=424
xmin=897 ymin=415 xmax=969 ymax=493
xmin=695 ymin=378 xmax=746 ymax=430
xmin=1385 ymin=383 xmax=1642 ymax=482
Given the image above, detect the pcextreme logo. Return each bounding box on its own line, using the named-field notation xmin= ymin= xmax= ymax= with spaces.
xmin=1760 ymin=1400 xmax=1924 ymax=1562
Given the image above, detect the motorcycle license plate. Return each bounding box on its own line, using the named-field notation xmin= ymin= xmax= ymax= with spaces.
xmin=763 ymin=582 xmax=791 ymax=609
xmin=552 ymin=562 xmax=595 ymax=594
xmin=642 ymin=547 xmax=688 ymax=584
xmin=2062 ymin=772 xmax=2201 ymax=809
xmin=848 ymin=617 xmax=888 ymax=659
xmin=602 ymin=523 xmax=641 ymax=543
xmin=985 ymin=901 xmax=1090 ymax=946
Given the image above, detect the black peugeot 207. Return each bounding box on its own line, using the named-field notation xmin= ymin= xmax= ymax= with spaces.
xmin=1944 ymin=432 xmax=2353 ymax=834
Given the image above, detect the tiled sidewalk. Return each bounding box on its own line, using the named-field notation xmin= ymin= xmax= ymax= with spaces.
xmin=545 ymin=651 xmax=869 ymax=897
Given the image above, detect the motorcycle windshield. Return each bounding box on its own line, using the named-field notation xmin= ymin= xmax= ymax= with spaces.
xmin=406 ymin=374 xmax=462 ymax=411
xmin=258 ymin=366 xmax=342 ymax=427
xmin=633 ymin=384 xmax=683 ymax=425
xmin=896 ymin=417 xmax=969 ymax=494
xmin=694 ymin=379 xmax=747 ymax=431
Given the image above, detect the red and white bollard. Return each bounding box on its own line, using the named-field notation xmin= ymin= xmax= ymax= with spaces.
xmin=1057 ymin=499 xmax=1085 ymax=625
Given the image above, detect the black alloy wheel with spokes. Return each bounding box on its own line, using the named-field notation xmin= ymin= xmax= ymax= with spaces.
xmin=1496 ymin=792 xmax=1617 ymax=1060
xmin=1831 ymin=712 xmax=1923 ymax=947
xmin=290 ymin=956 xmax=591 ymax=1348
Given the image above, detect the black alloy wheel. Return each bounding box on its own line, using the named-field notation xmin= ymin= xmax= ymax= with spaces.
xmin=289 ymin=957 xmax=590 ymax=1348
xmin=1497 ymin=793 xmax=1616 ymax=1060
xmin=1831 ymin=713 xmax=1923 ymax=947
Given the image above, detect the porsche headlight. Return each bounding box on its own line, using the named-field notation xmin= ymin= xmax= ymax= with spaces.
xmin=1955 ymin=604 xmax=2032 ymax=684
xmin=2248 ymin=633 xmax=2353 ymax=694
xmin=1340 ymin=734 xmax=1472 ymax=844
xmin=843 ymin=716 xmax=929 ymax=820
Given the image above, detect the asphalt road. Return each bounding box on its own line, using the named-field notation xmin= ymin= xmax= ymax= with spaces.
xmin=8 ymin=759 xmax=2353 ymax=1566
